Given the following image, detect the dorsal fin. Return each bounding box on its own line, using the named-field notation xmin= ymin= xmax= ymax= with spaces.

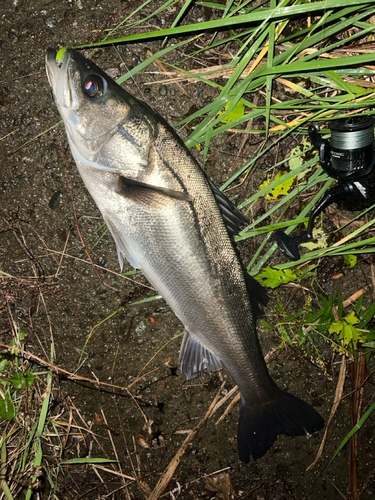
xmin=206 ymin=176 xmax=248 ymax=236
xmin=206 ymin=177 xmax=269 ymax=315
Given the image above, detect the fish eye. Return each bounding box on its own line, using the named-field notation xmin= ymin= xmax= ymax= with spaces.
xmin=83 ymin=75 xmax=103 ymax=98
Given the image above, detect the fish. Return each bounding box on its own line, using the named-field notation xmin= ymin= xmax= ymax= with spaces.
xmin=45 ymin=47 xmax=324 ymax=462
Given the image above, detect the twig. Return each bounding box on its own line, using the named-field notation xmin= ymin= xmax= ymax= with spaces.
xmin=162 ymin=466 xmax=231 ymax=498
xmin=306 ymin=351 xmax=346 ymax=471
xmin=211 ymin=384 xmax=238 ymax=416
xmin=348 ymin=352 xmax=367 ymax=500
xmin=91 ymin=464 xmax=135 ymax=481
xmin=0 ymin=343 xmax=157 ymax=398
xmin=148 ymin=382 xmax=225 ymax=500
xmin=29 ymin=224 xmax=69 ymax=280
xmin=0 ymin=209 xmax=45 ymax=280
xmin=42 ymin=248 xmax=155 ymax=290
xmin=215 ymin=393 xmax=240 ymax=425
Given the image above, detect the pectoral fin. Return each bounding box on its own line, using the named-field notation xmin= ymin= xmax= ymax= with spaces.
xmin=104 ymin=216 xmax=141 ymax=271
xmin=179 ymin=330 xmax=222 ymax=380
xmin=116 ymin=176 xmax=192 ymax=207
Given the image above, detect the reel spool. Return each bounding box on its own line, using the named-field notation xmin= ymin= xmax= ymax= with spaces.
xmin=276 ymin=116 xmax=375 ymax=261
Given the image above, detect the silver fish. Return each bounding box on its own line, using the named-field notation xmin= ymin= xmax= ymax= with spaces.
xmin=45 ymin=48 xmax=324 ymax=462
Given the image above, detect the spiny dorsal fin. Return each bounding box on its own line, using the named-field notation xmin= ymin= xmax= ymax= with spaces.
xmin=206 ymin=176 xmax=248 ymax=236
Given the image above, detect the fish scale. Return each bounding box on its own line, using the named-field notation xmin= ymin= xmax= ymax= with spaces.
xmin=46 ymin=47 xmax=324 ymax=462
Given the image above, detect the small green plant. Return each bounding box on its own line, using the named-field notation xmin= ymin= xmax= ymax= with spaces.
xmin=329 ymin=311 xmax=367 ymax=350
xmin=260 ymin=280 xmax=375 ymax=374
xmin=256 ymin=264 xmax=318 ymax=288
xmin=0 ymin=331 xmax=36 ymax=421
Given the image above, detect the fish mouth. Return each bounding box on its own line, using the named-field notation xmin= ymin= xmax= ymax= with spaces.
xmin=45 ymin=48 xmax=61 ymax=91
xmin=45 ymin=48 xmax=75 ymax=108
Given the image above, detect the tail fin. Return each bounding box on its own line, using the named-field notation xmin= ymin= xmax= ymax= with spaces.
xmin=238 ymin=389 xmax=324 ymax=462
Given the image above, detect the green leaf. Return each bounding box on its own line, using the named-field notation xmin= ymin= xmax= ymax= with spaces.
xmin=344 ymin=254 xmax=357 ymax=268
xmin=288 ymin=141 xmax=313 ymax=180
xmin=0 ymin=392 xmax=15 ymax=420
xmin=256 ymin=267 xmax=297 ymax=288
xmin=345 ymin=311 xmax=359 ymax=325
xmin=362 ymin=341 xmax=375 ymax=348
xmin=329 ymin=320 xmax=343 ymax=335
xmin=350 ymin=326 xmax=367 ymax=350
xmin=10 ymin=372 xmax=35 ymax=390
xmin=259 ymin=319 xmax=273 ymax=330
xmin=60 ymin=457 xmax=118 ymax=465
xmin=0 ymin=356 xmax=9 ymax=372
xmin=218 ymin=100 xmax=245 ymax=123
xmin=18 ymin=331 xmax=27 ymax=342
xmin=359 ymin=301 xmax=375 ymax=328
xmin=300 ymin=227 xmax=330 ymax=251
xmin=297 ymin=264 xmax=318 ymax=281
xmin=329 ymin=314 xmax=367 ymax=349
xmin=329 ymin=399 xmax=375 ymax=465
xmin=342 ymin=323 xmax=354 ymax=346
xmin=259 ymin=171 xmax=295 ymax=200
xmin=355 ymin=293 xmax=364 ymax=316
xmin=0 ymin=480 xmax=14 ymax=500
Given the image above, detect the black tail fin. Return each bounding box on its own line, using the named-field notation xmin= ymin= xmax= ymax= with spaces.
xmin=237 ymin=389 xmax=324 ymax=463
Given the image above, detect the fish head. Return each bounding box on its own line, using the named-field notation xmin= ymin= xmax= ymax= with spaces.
xmin=45 ymin=48 xmax=154 ymax=175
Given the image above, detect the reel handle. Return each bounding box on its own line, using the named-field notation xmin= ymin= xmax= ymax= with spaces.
xmin=275 ymin=231 xmax=311 ymax=261
xmin=276 ymin=183 xmax=353 ymax=261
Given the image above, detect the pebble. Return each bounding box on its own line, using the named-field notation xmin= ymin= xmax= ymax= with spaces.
xmin=45 ymin=17 xmax=57 ymax=28
xmin=98 ymin=257 xmax=107 ymax=267
xmin=49 ymin=191 xmax=62 ymax=209
xmin=159 ymin=85 xmax=167 ymax=96
xmin=195 ymin=87 xmax=202 ymax=98
xmin=135 ymin=321 xmax=146 ymax=335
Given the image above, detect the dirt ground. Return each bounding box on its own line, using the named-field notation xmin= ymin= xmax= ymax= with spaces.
xmin=1 ymin=0 xmax=375 ymax=499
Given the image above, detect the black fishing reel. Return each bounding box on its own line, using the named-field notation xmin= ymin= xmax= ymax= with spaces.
xmin=276 ymin=116 xmax=375 ymax=261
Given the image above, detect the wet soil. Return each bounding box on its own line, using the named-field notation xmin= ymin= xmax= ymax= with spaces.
xmin=1 ymin=1 xmax=375 ymax=499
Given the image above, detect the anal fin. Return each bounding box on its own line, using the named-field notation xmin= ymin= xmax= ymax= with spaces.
xmin=179 ymin=330 xmax=222 ymax=380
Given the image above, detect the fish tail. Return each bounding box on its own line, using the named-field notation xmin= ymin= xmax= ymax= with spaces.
xmin=237 ymin=390 xmax=324 ymax=463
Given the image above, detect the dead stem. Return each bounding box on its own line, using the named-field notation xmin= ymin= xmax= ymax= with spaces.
xmin=348 ymin=352 xmax=367 ymax=500
xmin=148 ymin=382 xmax=225 ymax=500
xmin=0 ymin=343 xmax=159 ymax=401
xmin=0 ymin=209 xmax=45 ymax=280
xmin=307 ymin=350 xmax=346 ymax=471
xmin=31 ymin=248 xmax=155 ymax=290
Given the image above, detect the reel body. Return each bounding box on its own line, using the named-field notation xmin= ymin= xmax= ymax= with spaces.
xmin=276 ymin=116 xmax=375 ymax=261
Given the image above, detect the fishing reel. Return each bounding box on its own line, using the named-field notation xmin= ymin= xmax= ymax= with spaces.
xmin=276 ymin=116 xmax=375 ymax=261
